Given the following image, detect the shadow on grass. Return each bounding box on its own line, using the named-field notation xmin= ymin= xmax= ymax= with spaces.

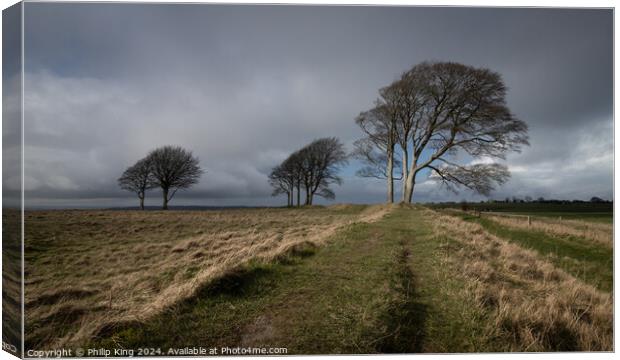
xmin=201 ymin=265 xmax=278 ymax=297
xmin=275 ymin=241 xmax=318 ymax=265
xmin=91 ymin=241 xmax=320 ymax=347
xmin=378 ymin=244 xmax=428 ymax=353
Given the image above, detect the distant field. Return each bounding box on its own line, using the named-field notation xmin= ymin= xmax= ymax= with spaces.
xmin=21 ymin=204 xmax=612 ymax=353
xmin=428 ymin=202 xmax=613 ymax=223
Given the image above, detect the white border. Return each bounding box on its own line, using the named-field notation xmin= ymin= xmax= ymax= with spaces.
xmin=0 ymin=1 xmax=616 ymax=360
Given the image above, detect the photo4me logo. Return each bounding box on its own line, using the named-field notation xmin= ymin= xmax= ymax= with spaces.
xmin=220 ymin=347 xmax=288 ymax=355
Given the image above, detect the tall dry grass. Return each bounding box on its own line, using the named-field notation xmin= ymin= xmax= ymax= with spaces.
xmin=24 ymin=205 xmax=391 ymax=349
xmin=428 ymin=210 xmax=612 ymax=351
xmin=483 ymin=214 xmax=612 ymax=247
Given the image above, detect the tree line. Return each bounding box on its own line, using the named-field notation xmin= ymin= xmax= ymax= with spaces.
xmin=118 ymin=145 xmax=203 ymax=210
xmin=490 ymin=197 xmax=611 ymax=204
xmin=121 ymin=62 xmax=529 ymax=209
xmin=268 ymin=137 xmax=347 ymax=207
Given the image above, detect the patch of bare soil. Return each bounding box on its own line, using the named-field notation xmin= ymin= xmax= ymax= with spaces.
xmin=240 ymin=315 xmax=276 ymax=346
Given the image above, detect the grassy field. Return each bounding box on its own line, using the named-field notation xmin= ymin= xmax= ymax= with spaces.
xmin=23 ymin=205 xmax=388 ymax=350
xmin=22 ymin=204 xmax=612 ymax=353
xmin=430 ymin=202 xmax=613 ymax=223
xmin=2 ymin=210 xmax=22 ymax=355
xmin=442 ymin=211 xmax=613 ymax=292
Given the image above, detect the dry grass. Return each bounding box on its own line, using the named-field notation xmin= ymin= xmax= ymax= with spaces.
xmin=24 ymin=205 xmax=392 ymax=349
xmin=3 ymin=210 xmax=23 ymax=353
xmin=483 ymin=214 xmax=612 ymax=247
xmin=427 ymin=210 xmax=612 ymax=351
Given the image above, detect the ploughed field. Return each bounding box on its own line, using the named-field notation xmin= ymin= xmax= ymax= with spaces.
xmin=22 ymin=204 xmax=612 ymax=353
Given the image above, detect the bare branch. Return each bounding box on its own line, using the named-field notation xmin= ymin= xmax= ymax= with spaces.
xmin=428 ymin=162 xmax=510 ymax=196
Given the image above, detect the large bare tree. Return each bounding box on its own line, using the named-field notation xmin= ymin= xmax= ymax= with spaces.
xmin=147 ymin=145 xmax=203 ymax=210
xmin=388 ymin=70 xmax=428 ymax=201
xmin=355 ymin=61 xmax=529 ymax=203
xmin=118 ymin=157 xmax=156 ymax=210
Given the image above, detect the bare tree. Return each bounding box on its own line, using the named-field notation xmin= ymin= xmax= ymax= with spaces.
xmin=402 ymin=62 xmax=528 ymax=202
xmin=118 ymin=157 xmax=156 ymax=210
xmin=147 ymin=145 xmax=203 ymax=210
xmin=356 ymin=61 xmax=528 ymax=203
xmin=269 ymin=150 xmax=306 ymax=207
xmin=268 ymin=138 xmax=347 ymax=206
xmin=353 ymin=104 xmax=401 ymax=203
xmin=300 ymin=138 xmax=348 ymax=205
xmin=352 ymin=138 xmax=397 ymax=179
xmin=287 ymin=151 xmax=305 ymax=207
xmin=268 ymin=164 xmax=295 ymax=207
xmin=387 ymin=70 xmax=428 ymax=201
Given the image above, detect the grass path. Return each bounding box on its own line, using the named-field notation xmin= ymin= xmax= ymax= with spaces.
xmin=453 ymin=213 xmax=613 ymax=292
xmin=94 ymin=206 xmax=499 ymax=353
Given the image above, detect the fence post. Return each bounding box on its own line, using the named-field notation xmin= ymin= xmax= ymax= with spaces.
xmin=527 ymin=216 xmax=531 ymax=226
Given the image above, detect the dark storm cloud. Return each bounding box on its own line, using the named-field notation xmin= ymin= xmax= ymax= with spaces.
xmin=18 ymin=4 xmax=613 ymax=208
xmin=3 ymin=3 xmax=23 ymax=208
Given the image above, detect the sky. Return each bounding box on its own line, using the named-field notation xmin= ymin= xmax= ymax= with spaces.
xmin=4 ymin=4 xmax=613 ymax=208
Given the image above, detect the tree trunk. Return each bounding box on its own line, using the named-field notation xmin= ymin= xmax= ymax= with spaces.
xmin=162 ymin=187 xmax=169 ymax=210
xmin=139 ymin=196 xmax=145 ymax=211
xmin=403 ymin=170 xmax=416 ymax=203
xmin=296 ymin=183 xmax=301 ymax=207
xmin=401 ymin=149 xmax=409 ymax=202
xmin=386 ymin=149 xmax=394 ymax=203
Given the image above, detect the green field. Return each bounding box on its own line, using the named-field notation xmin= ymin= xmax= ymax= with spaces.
xmin=429 ymin=202 xmax=613 ymax=223
xmin=22 ymin=205 xmax=612 ymax=353
xmin=454 ymin=212 xmax=613 ymax=292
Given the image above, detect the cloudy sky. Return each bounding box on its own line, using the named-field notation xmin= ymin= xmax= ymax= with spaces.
xmin=7 ymin=4 xmax=613 ymax=208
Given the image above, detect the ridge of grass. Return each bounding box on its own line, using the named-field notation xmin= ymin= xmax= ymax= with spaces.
xmin=454 ymin=213 xmax=613 ymax=292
